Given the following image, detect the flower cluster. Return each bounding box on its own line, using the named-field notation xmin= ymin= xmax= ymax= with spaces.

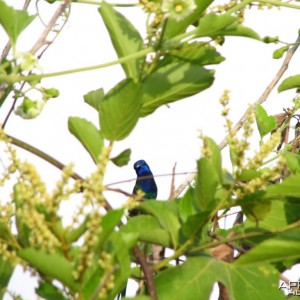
xmin=83 ymin=145 xmax=112 ymax=206
xmin=98 ymin=252 xmax=115 ymax=299
xmin=73 ymin=210 xmax=102 ymax=281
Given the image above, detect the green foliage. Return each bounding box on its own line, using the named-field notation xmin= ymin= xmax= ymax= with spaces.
xmin=68 ymin=117 xmax=103 ymax=163
xmin=0 ymin=0 xmax=36 ymax=46
xmin=2 ymin=0 xmax=300 ymax=299
xmin=111 ymin=148 xmax=131 ymax=167
xmin=255 ymin=104 xmax=276 ymax=138
xmin=99 ymin=78 xmax=142 ymax=141
xmin=99 ymin=2 xmax=144 ymax=80
xmin=278 ymin=74 xmax=300 ymax=92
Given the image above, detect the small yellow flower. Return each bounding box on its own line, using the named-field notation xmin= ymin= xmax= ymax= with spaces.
xmin=162 ymin=0 xmax=197 ymax=21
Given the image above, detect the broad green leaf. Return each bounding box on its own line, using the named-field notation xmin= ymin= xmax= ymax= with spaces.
xmin=285 ymin=151 xmax=300 ymax=174
xmin=244 ymin=199 xmax=300 ymax=231
xmin=99 ymin=2 xmax=144 ymax=80
xmin=111 ymin=148 xmax=131 ymax=167
xmin=95 ymin=209 xmax=124 ymax=252
xmin=68 ymin=117 xmax=103 ymax=164
xmin=19 ymin=248 xmax=78 ymax=292
xmin=278 ymin=74 xmax=300 ymax=92
xmin=140 ymin=201 xmax=180 ymax=248
xmin=273 ymin=45 xmax=289 ymax=59
xmin=194 ymin=158 xmax=219 ymax=211
xmin=108 ymin=232 xmax=133 ymax=299
xmin=99 ymin=79 xmax=142 ymax=141
xmin=82 ymin=231 xmax=133 ymax=300
xmin=235 ymin=229 xmax=300 ymax=266
xmin=120 ymin=215 xmax=170 ymax=247
xmin=36 ymin=281 xmax=68 ymax=300
xmin=195 ymin=13 xmax=260 ymax=40
xmin=255 ymin=104 xmax=276 ymax=138
xmin=155 ymin=256 xmax=284 ymax=300
xmin=178 ymin=187 xmax=198 ymax=222
xmin=265 ymin=174 xmax=300 ymax=198
xmin=237 ymin=168 xmax=262 ymax=182
xmin=83 ymin=87 xmax=104 ymax=111
xmin=204 ymin=137 xmax=222 ymax=182
xmin=163 ymin=0 xmax=214 ymax=39
xmin=241 ymin=197 xmax=272 ymax=223
xmin=0 ymin=0 xmax=36 ymax=46
xmin=181 ymin=211 xmax=209 ymax=237
xmin=164 ymin=43 xmax=224 ymax=66
xmin=141 ymin=62 xmax=214 ymax=116
xmin=65 ymin=217 xmax=88 ymax=243
xmin=0 ymin=256 xmax=14 ymax=298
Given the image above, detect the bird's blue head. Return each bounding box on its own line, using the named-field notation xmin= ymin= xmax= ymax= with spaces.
xmin=134 ymin=160 xmax=152 ymax=176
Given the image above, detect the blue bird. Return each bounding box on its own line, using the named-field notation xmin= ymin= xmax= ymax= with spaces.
xmin=118 ymin=160 xmax=157 ymax=299
xmin=129 ymin=159 xmax=158 ymax=216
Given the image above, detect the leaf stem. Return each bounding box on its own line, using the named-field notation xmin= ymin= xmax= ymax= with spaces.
xmin=0 ymin=48 xmax=154 ymax=84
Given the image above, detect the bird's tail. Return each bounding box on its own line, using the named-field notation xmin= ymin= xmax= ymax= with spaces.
xmin=117 ymin=285 xmax=126 ymax=299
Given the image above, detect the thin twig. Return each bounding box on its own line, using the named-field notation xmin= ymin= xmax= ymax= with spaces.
xmin=133 ymin=246 xmax=158 ymax=300
xmin=168 ymin=163 xmax=177 ymax=200
xmin=30 ymin=0 xmax=70 ymax=55
xmin=6 ymin=133 xmax=83 ymax=181
xmin=209 ymin=232 xmax=247 ymax=254
xmin=174 ymin=34 xmax=300 ymax=198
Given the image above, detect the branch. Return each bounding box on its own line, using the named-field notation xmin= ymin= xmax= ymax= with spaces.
xmin=174 ymin=34 xmax=300 ymax=198
xmin=6 ymin=133 xmax=83 ymax=181
xmin=30 ymin=0 xmax=70 ymax=55
xmin=133 ymin=246 xmax=158 ymax=300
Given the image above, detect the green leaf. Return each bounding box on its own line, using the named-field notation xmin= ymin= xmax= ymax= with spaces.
xmin=163 ymin=0 xmax=214 ymax=39
xmin=244 ymin=199 xmax=300 ymax=231
xmin=285 ymin=151 xmax=300 ymax=174
xmin=65 ymin=217 xmax=88 ymax=244
xmin=255 ymin=104 xmax=276 ymax=138
xmin=194 ymin=158 xmax=219 ymax=211
xmin=155 ymin=256 xmax=284 ymax=300
xmin=265 ymin=174 xmax=300 ymax=198
xmin=99 ymin=2 xmax=144 ymax=80
xmin=68 ymin=117 xmax=103 ymax=164
xmin=83 ymin=88 xmax=104 ymax=111
xmin=273 ymin=45 xmax=289 ymax=59
xmin=19 ymin=248 xmax=78 ymax=292
xmin=0 ymin=0 xmax=36 ymax=46
xmin=164 ymin=42 xmax=224 ymax=66
xmin=237 ymin=169 xmax=262 ymax=182
xmin=120 ymin=215 xmax=170 ymax=247
xmin=36 ymin=281 xmax=68 ymax=300
xmin=236 ymin=229 xmax=300 ymax=266
xmin=107 ymin=232 xmax=133 ymax=299
xmin=178 ymin=187 xmax=198 ymax=223
xmin=111 ymin=148 xmax=131 ymax=167
xmin=99 ymin=79 xmax=142 ymax=141
xmin=204 ymin=137 xmax=222 ymax=182
xmin=181 ymin=211 xmax=209 ymax=237
xmin=195 ymin=13 xmax=260 ymax=40
xmin=95 ymin=209 xmax=124 ymax=252
xmin=241 ymin=195 xmax=272 ymax=223
xmin=278 ymin=74 xmax=300 ymax=92
xmin=0 ymin=256 xmax=14 ymax=298
xmin=139 ymin=201 xmax=180 ymax=248
xmin=141 ymin=62 xmax=214 ymax=116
